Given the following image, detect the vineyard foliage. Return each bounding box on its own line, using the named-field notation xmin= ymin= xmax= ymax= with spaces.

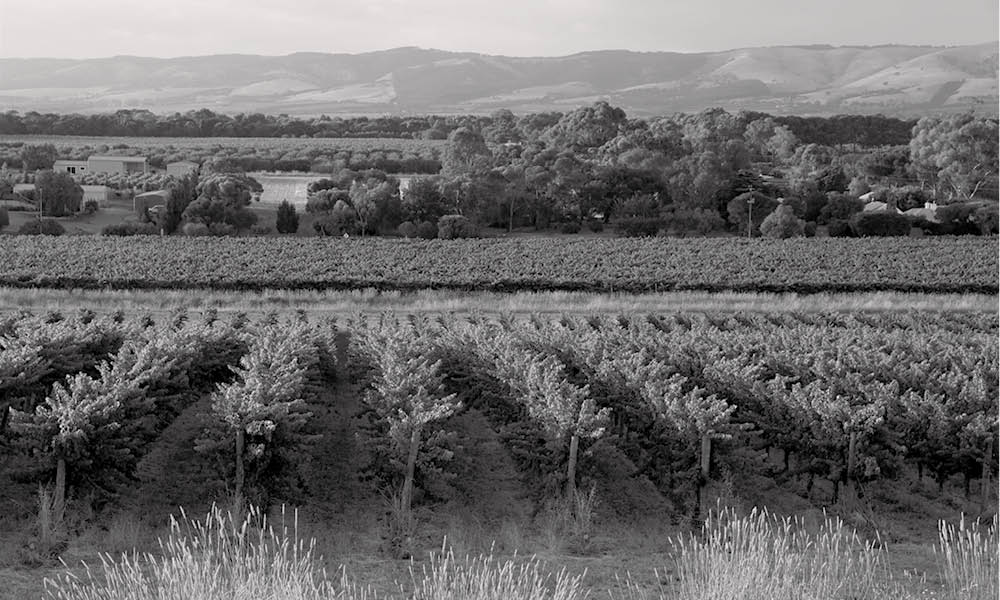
xmin=0 ymin=309 xmax=996 ymax=527
xmin=0 ymin=236 xmax=994 ymax=293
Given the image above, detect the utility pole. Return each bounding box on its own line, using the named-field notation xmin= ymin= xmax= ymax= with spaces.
xmin=746 ymin=185 xmax=755 ymax=239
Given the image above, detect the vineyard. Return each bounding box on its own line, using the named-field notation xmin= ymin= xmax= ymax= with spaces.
xmin=0 ymin=236 xmax=994 ymax=294
xmin=0 ymin=308 xmax=996 ymax=597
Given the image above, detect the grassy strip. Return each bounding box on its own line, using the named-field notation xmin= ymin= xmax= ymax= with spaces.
xmin=0 ymin=287 xmax=996 ymax=315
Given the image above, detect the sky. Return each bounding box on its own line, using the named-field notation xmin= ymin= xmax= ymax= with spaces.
xmin=0 ymin=0 xmax=997 ymax=59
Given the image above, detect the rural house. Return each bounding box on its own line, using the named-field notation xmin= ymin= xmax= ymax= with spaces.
xmin=81 ymin=185 xmax=112 ymax=206
xmin=54 ymin=159 xmax=89 ymax=174
xmin=87 ymin=155 xmax=148 ymax=174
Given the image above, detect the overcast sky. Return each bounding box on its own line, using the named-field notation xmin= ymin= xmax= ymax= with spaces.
xmin=0 ymin=0 xmax=996 ymax=59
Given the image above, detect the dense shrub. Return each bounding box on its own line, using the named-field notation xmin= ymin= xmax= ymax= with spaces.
xmin=804 ymin=221 xmax=818 ymax=237
xmin=102 ymin=223 xmax=158 ymax=236
xmin=437 ymin=214 xmax=477 ymax=239
xmin=18 ymin=218 xmax=65 ymax=236
xmin=849 ymin=211 xmax=912 ymax=237
xmin=818 ymin=193 xmax=865 ymax=225
xmin=827 ymin=219 xmax=854 ymax=238
xmin=209 ymin=223 xmax=236 ymax=237
xmin=83 ymin=199 xmax=99 ymax=215
xmin=587 ymin=220 xmax=604 ymax=233
xmin=617 ymin=217 xmax=662 ymax=237
xmin=661 ymin=208 xmax=726 ymax=237
xmin=0 ymin=207 xmax=8 ymax=231
xmin=560 ymin=221 xmax=581 ymax=234
xmin=416 ymin=221 xmax=437 ymax=239
xmin=397 ymin=221 xmax=417 ymax=238
xmin=972 ymin=205 xmax=999 ymax=235
xmin=183 ymin=222 xmax=210 ymax=237
xmin=251 ymin=225 xmax=272 ymax=235
xmin=760 ymin=205 xmax=806 ymax=239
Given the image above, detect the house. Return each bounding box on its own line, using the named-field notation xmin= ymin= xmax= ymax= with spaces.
xmin=81 ymin=185 xmax=111 ymax=206
xmin=54 ymin=160 xmax=89 ymax=175
xmin=134 ymin=189 xmax=171 ymax=218
xmin=166 ymin=161 xmax=199 ymax=178
xmin=87 ymin=155 xmax=148 ymax=175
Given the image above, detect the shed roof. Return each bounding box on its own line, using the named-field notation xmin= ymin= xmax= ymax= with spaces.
xmin=167 ymin=161 xmax=198 ymax=166
xmin=89 ymin=155 xmax=147 ymax=162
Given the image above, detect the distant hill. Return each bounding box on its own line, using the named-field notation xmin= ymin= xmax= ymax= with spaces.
xmin=1 ymin=44 xmax=996 ymax=117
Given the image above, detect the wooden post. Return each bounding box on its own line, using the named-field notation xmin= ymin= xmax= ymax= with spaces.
xmin=982 ymin=435 xmax=994 ymax=512
xmin=53 ymin=456 xmax=66 ymax=525
xmin=401 ymin=427 xmax=421 ymax=515
xmin=566 ymin=433 xmax=580 ymax=502
xmin=234 ymin=428 xmax=245 ymax=506
xmin=844 ymin=431 xmax=858 ymax=502
xmin=700 ymin=434 xmax=712 ymax=479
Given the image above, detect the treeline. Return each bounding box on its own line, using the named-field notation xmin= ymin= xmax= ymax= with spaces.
xmin=0 ymin=108 xmax=917 ymax=147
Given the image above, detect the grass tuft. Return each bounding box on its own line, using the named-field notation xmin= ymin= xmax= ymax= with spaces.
xmin=935 ymin=514 xmax=998 ymax=600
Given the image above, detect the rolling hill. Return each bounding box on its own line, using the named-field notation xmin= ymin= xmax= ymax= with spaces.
xmin=0 ymin=43 xmax=996 ymax=116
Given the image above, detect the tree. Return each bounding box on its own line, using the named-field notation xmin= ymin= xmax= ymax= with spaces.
xmin=543 ymin=101 xmax=627 ymax=150
xmin=0 ymin=207 xmax=8 ymax=231
xmin=313 ymin=200 xmax=357 ymax=236
xmin=20 ymin=143 xmax=58 ymax=171
xmin=727 ymin=191 xmax=779 ymax=236
xmin=441 ymin=127 xmax=491 ymax=177
xmin=401 ymin=176 xmax=448 ymax=223
xmin=760 ymin=204 xmax=806 ymax=238
xmin=437 ymin=214 xmax=477 ymax=239
xmin=306 ymin=188 xmax=350 ymax=214
xmin=182 ymin=172 xmax=261 ymax=231
xmin=275 ymin=200 xmax=299 ymax=234
xmin=36 ymin=170 xmax=83 ymax=216
xmin=910 ymin=113 xmax=998 ymax=200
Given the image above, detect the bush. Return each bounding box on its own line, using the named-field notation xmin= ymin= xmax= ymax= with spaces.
xmin=83 ymin=199 xmax=99 ymax=215
xmin=251 ymin=224 xmax=272 ymax=235
xmin=19 ymin=218 xmax=65 ymax=236
xmin=819 ymin=193 xmax=865 ymax=225
xmin=661 ymin=208 xmax=726 ymax=237
xmin=849 ymin=211 xmax=912 ymax=237
xmin=827 ymin=219 xmax=854 ymax=238
xmin=102 ymin=223 xmax=158 ymax=236
xmin=972 ymin=205 xmax=999 ymax=235
xmin=437 ymin=214 xmax=477 ymax=239
xmin=183 ymin=222 xmax=210 ymax=237
xmin=804 ymin=221 xmax=817 ymax=237
xmin=617 ymin=217 xmax=662 ymax=237
xmin=587 ymin=220 xmax=604 ymax=233
xmin=416 ymin=220 xmax=437 ymax=239
xmin=560 ymin=221 xmax=581 ymax=234
xmin=397 ymin=220 xmax=417 ymax=238
xmin=209 ymin=223 xmax=236 ymax=236
xmin=760 ymin=204 xmax=806 ymax=239
xmin=0 ymin=207 xmax=8 ymax=231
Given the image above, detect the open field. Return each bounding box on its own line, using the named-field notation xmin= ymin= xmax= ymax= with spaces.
xmin=0 ymin=236 xmax=995 ymax=293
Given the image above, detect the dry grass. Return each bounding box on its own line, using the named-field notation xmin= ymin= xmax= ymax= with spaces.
xmin=935 ymin=515 xmax=998 ymax=600
xmin=0 ymin=287 xmax=994 ymax=316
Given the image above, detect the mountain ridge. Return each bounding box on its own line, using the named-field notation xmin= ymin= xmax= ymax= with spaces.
xmin=1 ymin=43 xmax=996 ymax=117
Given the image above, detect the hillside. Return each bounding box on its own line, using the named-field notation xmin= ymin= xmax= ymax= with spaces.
xmin=0 ymin=43 xmax=996 ymax=117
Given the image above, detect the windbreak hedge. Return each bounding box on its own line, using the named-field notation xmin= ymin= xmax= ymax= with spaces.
xmin=0 ymin=237 xmax=995 ymax=294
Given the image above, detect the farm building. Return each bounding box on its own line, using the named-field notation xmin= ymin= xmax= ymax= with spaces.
xmin=134 ymin=189 xmax=171 ymax=218
xmin=54 ymin=160 xmax=89 ymax=175
xmin=166 ymin=161 xmax=199 ymax=177
xmin=81 ymin=185 xmax=112 ymax=206
xmin=87 ymin=155 xmax=148 ymax=175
